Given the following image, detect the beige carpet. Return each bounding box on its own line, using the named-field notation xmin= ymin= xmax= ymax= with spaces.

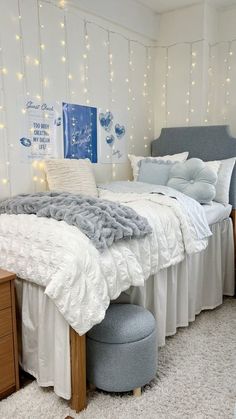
xmin=0 ymin=298 xmax=236 ymax=419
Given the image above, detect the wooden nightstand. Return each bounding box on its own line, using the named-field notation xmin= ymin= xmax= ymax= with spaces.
xmin=0 ymin=269 xmax=19 ymax=399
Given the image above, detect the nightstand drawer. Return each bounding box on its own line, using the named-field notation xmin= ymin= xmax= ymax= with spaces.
xmin=0 ymin=307 xmax=12 ymax=338
xmin=0 ymin=334 xmax=15 ymax=391
xmin=0 ymin=282 xmax=11 ymax=311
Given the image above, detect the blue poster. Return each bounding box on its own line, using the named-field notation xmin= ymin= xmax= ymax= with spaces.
xmin=63 ymin=102 xmax=97 ymax=163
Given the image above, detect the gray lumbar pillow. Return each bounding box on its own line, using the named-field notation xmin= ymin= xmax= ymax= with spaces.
xmin=137 ymin=158 xmax=176 ymax=185
xmin=167 ymin=158 xmax=218 ymax=204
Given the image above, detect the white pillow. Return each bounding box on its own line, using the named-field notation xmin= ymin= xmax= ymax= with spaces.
xmin=129 ymin=152 xmax=189 ymax=181
xmin=205 ymin=157 xmax=235 ymax=205
xmin=204 ymin=160 xmax=221 ymax=176
xmin=44 ymin=159 xmax=98 ymax=197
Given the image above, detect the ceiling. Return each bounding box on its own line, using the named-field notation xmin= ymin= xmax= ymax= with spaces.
xmin=135 ymin=0 xmax=236 ymax=13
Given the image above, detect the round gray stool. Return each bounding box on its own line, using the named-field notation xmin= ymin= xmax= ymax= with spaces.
xmin=87 ymin=304 xmax=157 ymax=395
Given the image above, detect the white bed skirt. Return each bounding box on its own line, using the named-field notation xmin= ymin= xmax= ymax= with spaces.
xmin=15 ymin=218 xmax=235 ymax=400
xmin=118 ymin=218 xmax=235 ymax=346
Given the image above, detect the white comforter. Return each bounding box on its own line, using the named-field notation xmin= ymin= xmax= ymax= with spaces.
xmin=0 ymin=191 xmax=210 ymax=334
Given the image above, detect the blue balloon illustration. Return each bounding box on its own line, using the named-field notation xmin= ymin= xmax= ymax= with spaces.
xmin=115 ymin=124 xmax=125 ymax=139
xmin=106 ymin=134 xmax=115 ymax=146
xmin=54 ymin=117 xmax=61 ymax=126
xmin=99 ymin=111 xmax=113 ymax=132
xmin=20 ymin=137 xmax=32 ymax=147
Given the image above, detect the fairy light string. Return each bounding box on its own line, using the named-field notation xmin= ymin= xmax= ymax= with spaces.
xmin=164 ymin=47 xmax=169 ymax=127
xmin=106 ymin=30 xmax=116 ymax=172
xmin=223 ymin=41 xmax=233 ymax=122
xmin=205 ymin=43 xmax=213 ymax=124
xmin=0 ymin=41 xmax=11 ymax=194
xmin=82 ymin=20 xmax=90 ymax=106
xmin=1 ymin=0 xmax=236 ymax=194
xmin=127 ymin=40 xmax=135 ymax=155
xmin=62 ymin=11 xmax=70 ymax=102
xmin=143 ymin=46 xmax=152 ymax=150
xmin=147 ymin=49 xmax=153 ymax=142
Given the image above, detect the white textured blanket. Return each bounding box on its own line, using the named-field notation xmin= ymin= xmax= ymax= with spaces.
xmin=0 ymin=191 xmax=210 ymax=334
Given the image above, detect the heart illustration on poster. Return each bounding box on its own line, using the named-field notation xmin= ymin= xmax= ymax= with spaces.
xmin=106 ymin=134 xmax=115 ymax=146
xmin=115 ymin=124 xmax=125 ymax=139
xmin=99 ymin=111 xmax=113 ymax=132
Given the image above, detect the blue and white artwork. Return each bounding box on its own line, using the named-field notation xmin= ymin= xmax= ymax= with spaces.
xmin=19 ymin=100 xmax=60 ymax=162
xmin=63 ymin=102 xmax=97 ymax=163
xmin=98 ymin=110 xmax=127 ymax=164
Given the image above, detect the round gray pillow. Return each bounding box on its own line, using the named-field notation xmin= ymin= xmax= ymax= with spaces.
xmin=167 ymin=158 xmax=217 ymax=204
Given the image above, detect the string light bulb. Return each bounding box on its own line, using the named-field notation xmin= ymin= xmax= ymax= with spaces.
xmin=59 ymin=0 xmax=67 ymax=7
xmin=16 ymin=72 xmax=24 ymax=80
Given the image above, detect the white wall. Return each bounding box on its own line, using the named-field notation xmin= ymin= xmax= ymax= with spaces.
xmin=69 ymin=0 xmax=160 ymax=41
xmin=154 ymin=3 xmax=208 ymax=136
xmin=0 ymin=0 xmax=156 ymax=198
xmin=157 ymin=3 xmax=205 ymax=44
xmin=217 ymin=6 xmax=236 ymax=134
xmin=154 ymin=2 xmax=236 ymax=138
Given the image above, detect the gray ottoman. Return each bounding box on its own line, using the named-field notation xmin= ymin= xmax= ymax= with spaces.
xmin=87 ymin=304 xmax=157 ymax=395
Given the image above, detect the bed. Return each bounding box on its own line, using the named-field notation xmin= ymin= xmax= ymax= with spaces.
xmin=0 ymin=125 xmax=235 ymax=413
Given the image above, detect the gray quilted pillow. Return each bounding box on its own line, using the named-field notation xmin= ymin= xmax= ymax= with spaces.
xmin=167 ymin=158 xmax=217 ymax=204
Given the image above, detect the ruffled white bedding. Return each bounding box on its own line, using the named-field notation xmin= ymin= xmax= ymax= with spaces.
xmin=15 ymin=219 xmax=234 ymax=400
xmin=0 ymin=191 xmax=211 ymax=335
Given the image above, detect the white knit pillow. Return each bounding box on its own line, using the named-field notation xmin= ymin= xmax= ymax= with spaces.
xmin=44 ymin=159 xmax=98 ymax=197
xmin=129 ymin=152 xmax=189 ymax=181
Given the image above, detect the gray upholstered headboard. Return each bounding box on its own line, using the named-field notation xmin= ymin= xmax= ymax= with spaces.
xmin=151 ymin=125 xmax=236 ymax=208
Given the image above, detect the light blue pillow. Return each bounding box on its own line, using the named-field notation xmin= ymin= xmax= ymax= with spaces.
xmin=137 ymin=159 xmax=176 ymax=185
xmin=167 ymin=158 xmax=217 ymax=204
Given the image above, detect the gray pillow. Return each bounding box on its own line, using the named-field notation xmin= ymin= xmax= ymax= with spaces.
xmin=137 ymin=159 xmax=176 ymax=185
xmin=167 ymin=158 xmax=217 ymax=204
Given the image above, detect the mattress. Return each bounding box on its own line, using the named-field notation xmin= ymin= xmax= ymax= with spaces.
xmin=203 ymin=202 xmax=232 ymax=225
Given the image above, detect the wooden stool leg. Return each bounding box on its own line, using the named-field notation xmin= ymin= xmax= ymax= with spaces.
xmin=133 ymin=387 xmax=142 ymax=397
xmin=70 ymin=328 xmax=87 ymax=412
xmin=88 ymin=383 xmax=96 ymax=391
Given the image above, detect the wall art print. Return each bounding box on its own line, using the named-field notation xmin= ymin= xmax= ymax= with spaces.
xmin=63 ymin=102 xmax=97 ymax=163
xmin=19 ymin=100 xmax=61 ymax=161
xmin=98 ymin=110 xmax=127 ymax=164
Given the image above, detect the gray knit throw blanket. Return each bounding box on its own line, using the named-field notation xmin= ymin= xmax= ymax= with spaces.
xmin=0 ymin=192 xmax=152 ymax=251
